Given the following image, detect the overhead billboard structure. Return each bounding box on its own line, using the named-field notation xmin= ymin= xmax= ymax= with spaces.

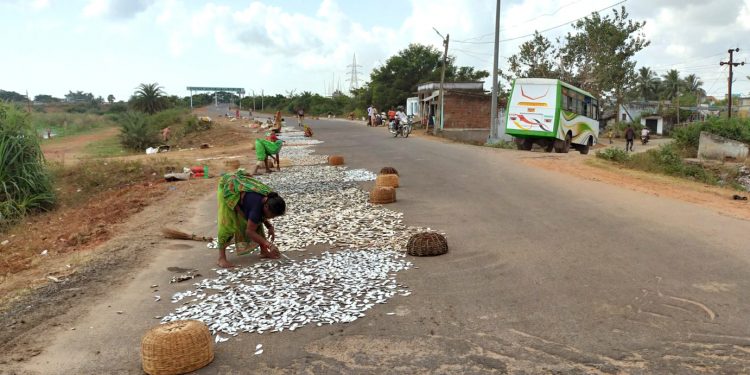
xmin=186 ymin=86 xmax=246 ymax=109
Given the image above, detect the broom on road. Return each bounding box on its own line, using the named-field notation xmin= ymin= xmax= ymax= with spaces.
xmin=161 ymin=227 xmax=213 ymax=242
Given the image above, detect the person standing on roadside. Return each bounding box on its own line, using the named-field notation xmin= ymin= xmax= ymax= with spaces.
xmin=624 ymin=125 xmax=635 ymax=152
xmin=367 ymin=104 xmax=373 ymax=126
xmin=297 ymin=108 xmax=305 ymax=127
xmin=161 ymin=126 xmax=171 ymax=142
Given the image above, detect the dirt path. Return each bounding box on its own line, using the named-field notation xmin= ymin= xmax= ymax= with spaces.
xmin=41 ymin=126 xmax=120 ymax=163
xmin=519 ymin=151 xmax=750 ymax=221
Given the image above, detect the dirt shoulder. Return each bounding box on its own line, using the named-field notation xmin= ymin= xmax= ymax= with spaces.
xmin=0 ymin=177 xmax=215 ymax=368
xmin=0 ymin=111 xmax=270 ymax=367
xmin=517 ymin=151 xmax=750 ymax=221
xmin=41 ymin=126 xmax=119 ymax=163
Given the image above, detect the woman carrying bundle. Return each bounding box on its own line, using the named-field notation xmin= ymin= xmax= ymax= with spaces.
xmin=216 ymin=170 xmax=286 ymax=268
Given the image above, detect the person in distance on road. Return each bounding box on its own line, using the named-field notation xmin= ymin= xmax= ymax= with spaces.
xmin=624 ymin=125 xmax=635 ymax=152
xmin=216 ymin=170 xmax=286 ymax=268
xmin=297 ymin=108 xmax=305 ymax=127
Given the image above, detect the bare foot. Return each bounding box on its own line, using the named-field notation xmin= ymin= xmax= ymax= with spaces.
xmin=217 ymin=258 xmax=235 ymax=268
xmin=260 ymin=250 xmax=280 ymax=259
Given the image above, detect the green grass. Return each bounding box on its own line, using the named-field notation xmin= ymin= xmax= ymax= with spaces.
xmin=32 ymin=112 xmax=116 ymax=139
xmin=1 ymin=104 xmax=56 ymax=230
xmin=49 ymin=158 xmax=179 ymax=207
xmin=596 ymin=144 xmax=733 ymax=187
xmin=486 ymin=140 xmax=517 ymax=149
xmin=83 ymin=136 xmax=132 ymax=158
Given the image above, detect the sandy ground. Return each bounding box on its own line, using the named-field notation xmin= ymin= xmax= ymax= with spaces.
xmin=41 ymin=126 xmax=120 ymax=163
xmin=3 ymin=116 xmax=750 ymax=374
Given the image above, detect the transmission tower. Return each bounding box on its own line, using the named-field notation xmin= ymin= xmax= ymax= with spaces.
xmin=347 ymin=53 xmax=362 ymax=91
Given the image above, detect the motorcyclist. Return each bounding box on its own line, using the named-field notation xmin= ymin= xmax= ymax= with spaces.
xmin=395 ymin=106 xmax=408 ymax=130
xmin=641 ymin=127 xmax=650 ymax=144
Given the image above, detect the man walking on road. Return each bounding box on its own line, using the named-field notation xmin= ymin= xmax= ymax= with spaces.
xmin=624 ymin=125 xmax=635 ymax=152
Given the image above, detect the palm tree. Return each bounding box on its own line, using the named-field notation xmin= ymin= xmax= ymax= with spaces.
xmin=635 ymin=67 xmax=660 ymax=101
xmin=131 ymin=83 xmax=168 ymax=114
xmin=661 ymin=69 xmax=682 ymax=101
xmin=683 ymin=74 xmax=705 ymax=96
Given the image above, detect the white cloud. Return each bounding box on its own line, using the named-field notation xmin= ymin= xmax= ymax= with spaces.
xmin=82 ymin=0 xmax=155 ymax=19
xmin=31 ymin=0 xmax=50 ymax=10
xmin=82 ymin=0 xmax=107 ymax=17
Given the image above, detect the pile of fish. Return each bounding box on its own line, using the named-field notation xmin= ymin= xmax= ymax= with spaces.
xmin=162 ymin=250 xmax=412 ymax=336
xmin=167 ymin=125 xmax=438 ymax=343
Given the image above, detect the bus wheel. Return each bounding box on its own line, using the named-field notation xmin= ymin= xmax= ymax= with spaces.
xmin=522 ymin=138 xmax=534 ymax=151
xmin=562 ymin=133 xmax=572 ymax=153
xmin=579 ymin=137 xmax=592 ymax=155
xmin=544 ymin=141 xmax=554 ymax=153
xmin=553 ymin=139 xmax=565 ymax=153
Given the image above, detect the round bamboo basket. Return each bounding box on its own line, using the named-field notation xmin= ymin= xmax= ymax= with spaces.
xmin=328 ymin=155 xmax=345 ymax=165
xmin=406 ymin=232 xmax=449 ymax=257
xmin=376 ymin=174 xmax=399 ymax=188
xmin=369 ymin=186 xmax=396 ymax=204
xmin=141 ymin=320 xmax=214 ymax=375
xmin=379 ymin=166 xmax=399 ymax=176
xmin=224 ymin=159 xmax=240 ymax=170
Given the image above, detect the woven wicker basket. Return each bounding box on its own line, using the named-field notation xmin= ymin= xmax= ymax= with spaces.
xmin=376 ymin=174 xmax=399 ymax=188
xmin=141 ymin=320 xmax=214 ymax=375
xmin=224 ymin=159 xmax=240 ymax=170
xmin=370 ymin=186 xmax=396 ymax=204
xmin=379 ymin=166 xmax=399 ymax=176
xmin=328 ymin=155 xmax=345 ymax=165
xmin=406 ymin=232 xmax=448 ymax=256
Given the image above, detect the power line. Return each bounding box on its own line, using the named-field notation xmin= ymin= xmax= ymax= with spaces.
xmin=453 ymin=0 xmax=627 ymax=45
xmin=454 ymin=0 xmax=589 ymax=43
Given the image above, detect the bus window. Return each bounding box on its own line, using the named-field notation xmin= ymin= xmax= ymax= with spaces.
xmin=582 ymin=101 xmax=588 ymax=117
xmin=566 ymin=95 xmax=573 ymax=112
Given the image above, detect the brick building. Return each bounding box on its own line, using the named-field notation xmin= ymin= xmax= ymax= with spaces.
xmin=416 ymin=81 xmax=496 ymax=143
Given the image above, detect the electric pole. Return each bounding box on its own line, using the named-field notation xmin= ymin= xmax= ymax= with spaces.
xmin=434 ymin=28 xmax=449 ymax=133
xmin=720 ymin=48 xmax=744 ymax=118
xmin=489 ymin=0 xmax=502 ymax=142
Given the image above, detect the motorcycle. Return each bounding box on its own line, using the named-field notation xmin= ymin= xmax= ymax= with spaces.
xmin=641 ymin=134 xmax=649 ymax=145
xmin=388 ymin=116 xmax=412 ymax=138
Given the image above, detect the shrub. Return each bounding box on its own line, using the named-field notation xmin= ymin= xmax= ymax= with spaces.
xmin=625 ymin=144 xmax=716 ymax=184
xmin=486 ymin=140 xmax=517 ymax=149
xmin=672 ymin=117 xmax=750 ymax=157
xmin=118 ymin=111 xmax=158 ymax=150
xmin=596 ymin=148 xmax=630 ymax=162
xmin=0 ymin=104 xmax=56 ymax=229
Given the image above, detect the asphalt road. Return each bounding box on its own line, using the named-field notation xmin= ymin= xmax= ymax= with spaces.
xmin=19 ymin=117 xmax=750 ymax=374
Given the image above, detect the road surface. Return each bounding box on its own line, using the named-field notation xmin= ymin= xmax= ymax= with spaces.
xmin=17 ymin=117 xmax=750 ymax=374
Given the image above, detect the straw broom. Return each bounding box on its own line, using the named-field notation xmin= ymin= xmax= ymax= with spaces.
xmin=161 ymin=228 xmax=213 ymax=242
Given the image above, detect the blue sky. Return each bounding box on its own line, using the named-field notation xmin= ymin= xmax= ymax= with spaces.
xmin=1 ymin=0 xmax=749 ymax=101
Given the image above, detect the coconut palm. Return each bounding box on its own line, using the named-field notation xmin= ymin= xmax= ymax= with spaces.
xmin=131 ymin=83 xmax=169 ymax=115
xmin=683 ymin=74 xmax=705 ymax=97
xmin=661 ymin=69 xmax=683 ymax=101
xmin=635 ymin=67 xmax=660 ymax=101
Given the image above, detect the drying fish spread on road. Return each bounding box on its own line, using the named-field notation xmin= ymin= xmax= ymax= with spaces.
xmin=164 ymin=127 xmax=438 ymax=346
xmin=161 ymin=250 xmax=413 ymax=337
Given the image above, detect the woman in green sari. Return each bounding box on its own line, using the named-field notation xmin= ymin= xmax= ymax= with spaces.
xmin=216 ymin=170 xmax=286 ymax=268
xmin=253 ymin=137 xmax=283 ymax=174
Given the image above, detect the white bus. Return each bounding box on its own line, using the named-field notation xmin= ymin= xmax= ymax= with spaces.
xmin=505 ymin=78 xmax=599 ymax=154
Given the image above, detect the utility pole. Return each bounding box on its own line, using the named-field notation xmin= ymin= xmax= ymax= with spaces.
xmin=434 ymin=28 xmax=449 ymax=133
xmin=261 ymin=89 xmax=264 ymax=111
xmin=720 ymin=48 xmax=744 ymax=118
xmin=488 ymin=0 xmax=502 ymax=142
